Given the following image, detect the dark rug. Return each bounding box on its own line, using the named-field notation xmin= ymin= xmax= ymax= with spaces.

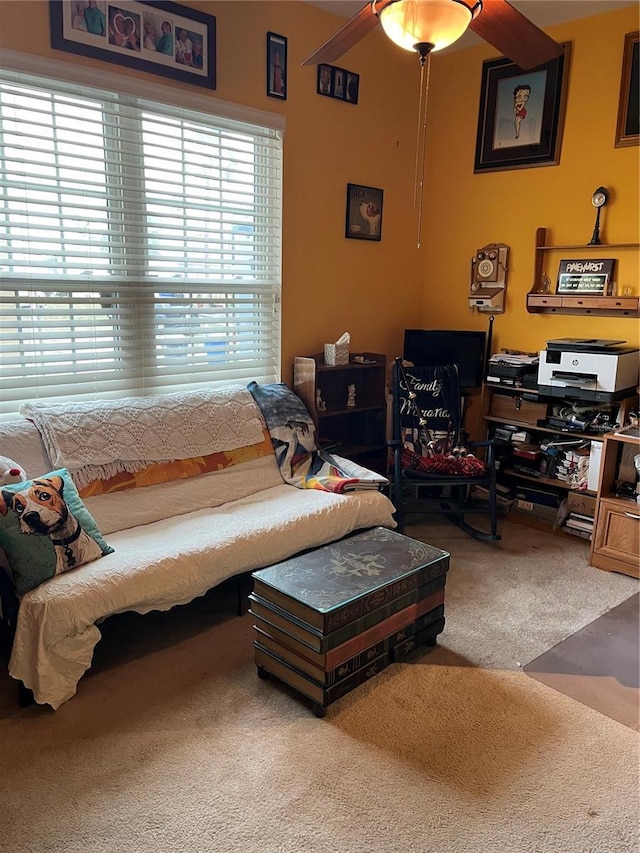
xmin=524 ymin=593 xmax=639 ymax=730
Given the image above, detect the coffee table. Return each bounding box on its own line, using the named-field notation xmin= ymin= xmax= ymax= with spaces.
xmin=250 ymin=526 xmax=449 ymax=716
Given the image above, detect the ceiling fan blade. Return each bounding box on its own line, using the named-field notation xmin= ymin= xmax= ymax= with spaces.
xmin=301 ymin=2 xmax=380 ymax=66
xmin=470 ymin=0 xmax=564 ymax=70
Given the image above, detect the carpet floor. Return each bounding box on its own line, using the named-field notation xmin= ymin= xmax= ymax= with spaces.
xmin=0 ymin=518 xmax=638 ymax=853
xmin=524 ymin=592 xmax=639 ymax=730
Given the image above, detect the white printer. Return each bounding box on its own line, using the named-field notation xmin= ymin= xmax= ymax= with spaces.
xmin=538 ymin=338 xmax=640 ymax=402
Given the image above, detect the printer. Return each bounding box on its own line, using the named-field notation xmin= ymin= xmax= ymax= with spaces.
xmin=538 ymin=338 xmax=640 ymax=402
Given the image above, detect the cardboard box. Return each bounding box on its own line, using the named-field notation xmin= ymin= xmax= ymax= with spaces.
xmin=566 ymin=491 xmax=597 ymax=518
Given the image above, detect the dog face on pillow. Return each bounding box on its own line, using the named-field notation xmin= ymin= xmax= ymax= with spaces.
xmin=1 ymin=476 xmax=68 ymax=536
xmin=0 ymin=476 xmax=103 ymax=575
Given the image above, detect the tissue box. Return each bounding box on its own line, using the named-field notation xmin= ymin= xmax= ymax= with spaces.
xmin=324 ymin=342 xmax=349 ymax=366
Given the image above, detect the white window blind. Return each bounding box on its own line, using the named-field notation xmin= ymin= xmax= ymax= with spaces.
xmin=0 ymin=67 xmax=282 ymax=417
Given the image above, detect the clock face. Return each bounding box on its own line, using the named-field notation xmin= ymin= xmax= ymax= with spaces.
xmin=592 ymin=188 xmax=608 ymax=207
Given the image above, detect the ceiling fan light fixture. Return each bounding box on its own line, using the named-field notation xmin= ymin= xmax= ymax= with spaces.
xmin=378 ymin=0 xmax=480 ymax=54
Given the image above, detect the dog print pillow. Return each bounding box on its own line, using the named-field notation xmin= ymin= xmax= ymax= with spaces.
xmin=0 ymin=468 xmax=114 ymax=596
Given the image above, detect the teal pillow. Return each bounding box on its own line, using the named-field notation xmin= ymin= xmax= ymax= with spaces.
xmin=0 ymin=469 xmax=113 ymax=596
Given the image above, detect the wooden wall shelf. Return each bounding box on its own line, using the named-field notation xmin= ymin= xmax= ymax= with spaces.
xmin=527 ymin=227 xmax=640 ymax=317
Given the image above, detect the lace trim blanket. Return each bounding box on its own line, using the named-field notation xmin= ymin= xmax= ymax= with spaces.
xmin=247 ymin=381 xmax=388 ymax=493
xmin=20 ymin=386 xmax=265 ymax=489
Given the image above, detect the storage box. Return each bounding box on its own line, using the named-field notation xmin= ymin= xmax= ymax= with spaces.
xmin=324 ymin=342 xmax=349 ymax=366
xmin=566 ymin=491 xmax=597 ymax=518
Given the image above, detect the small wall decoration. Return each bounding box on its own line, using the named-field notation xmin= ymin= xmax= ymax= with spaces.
xmin=266 ymin=32 xmax=287 ymax=100
xmin=474 ymin=43 xmax=570 ymax=173
xmin=556 ymin=259 xmax=616 ymax=295
xmin=49 ymin=0 xmax=216 ymax=89
xmin=615 ymin=31 xmax=639 ymax=147
xmin=345 ymin=184 xmax=383 ymax=242
xmin=317 ymin=63 xmax=359 ymax=104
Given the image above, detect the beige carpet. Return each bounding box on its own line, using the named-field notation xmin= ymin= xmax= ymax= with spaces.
xmin=1 ymin=518 xmax=638 ymax=853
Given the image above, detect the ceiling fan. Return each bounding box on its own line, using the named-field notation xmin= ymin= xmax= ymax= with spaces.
xmin=302 ymin=0 xmax=564 ymax=71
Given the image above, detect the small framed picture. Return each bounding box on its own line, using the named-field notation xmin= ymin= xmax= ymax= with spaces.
xmin=345 ymin=183 xmax=383 ymax=242
xmin=333 ymin=67 xmax=346 ymax=100
xmin=317 ymin=63 xmax=359 ymax=105
xmin=266 ymin=31 xmax=287 ymax=100
xmin=345 ymin=72 xmax=360 ymax=104
xmin=317 ymin=63 xmax=333 ymax=96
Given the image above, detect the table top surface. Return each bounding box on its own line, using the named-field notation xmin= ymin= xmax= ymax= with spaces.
xmin=252 ymin=527 xmax=449 ymax=613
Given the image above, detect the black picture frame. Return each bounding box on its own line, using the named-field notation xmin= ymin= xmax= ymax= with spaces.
xmin=266 ymin=31 xmax=287 ymax=100
xmin=345 ymin=184 xmax=383 ymax=242
xmin=615 ymin=31 xmax=639 ymax=147
xmin=317 ymin=63 xmax=359 ymax=105
xmin=474 ymin=43 xmax=570 ymax=173
xmin=49 ymin=0 xmax=216 ymax=89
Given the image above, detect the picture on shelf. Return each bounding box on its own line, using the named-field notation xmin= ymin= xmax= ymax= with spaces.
xmin=556 ymin=258 xmax=616 ymax=295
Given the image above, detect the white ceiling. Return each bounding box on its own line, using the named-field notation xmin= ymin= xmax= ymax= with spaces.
xmin=304 ymin=1 xmax=638 ymax=52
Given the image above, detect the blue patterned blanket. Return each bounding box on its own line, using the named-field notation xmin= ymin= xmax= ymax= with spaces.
xmin=247 ymin=382 xmax=388 ymax=493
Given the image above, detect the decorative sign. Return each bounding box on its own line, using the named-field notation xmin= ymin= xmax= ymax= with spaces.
xmin=556 ymin=258 xmax=616 ymax=295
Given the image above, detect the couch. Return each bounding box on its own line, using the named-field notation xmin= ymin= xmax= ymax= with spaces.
xmin=0 ymin=383 xmax=396 ymax=710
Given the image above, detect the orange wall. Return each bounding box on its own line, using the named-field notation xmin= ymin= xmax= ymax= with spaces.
xmin=0 ymin=1 xmax=638 ymax=379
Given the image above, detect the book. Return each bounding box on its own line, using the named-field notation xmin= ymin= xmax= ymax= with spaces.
xmin=249 ymin=577 xmax=446 ymax=654
xmin=563 ymin=526 xmax=592 ymax=541
xmin=565 ymin=518 xmax=594 ymax=533
xmin=253 ymin=596 xmax=446 ymax=673
xmin=254 ymin=644 xmax=390 ymax=707
xmin=251 ymin=526 xmax=449 ymax=633
xmin=390 ymin=618 xmax=446 ymax=663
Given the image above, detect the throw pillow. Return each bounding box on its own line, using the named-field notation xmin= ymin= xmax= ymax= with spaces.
xmin=0 ymin=468 xmax=114 ymax=596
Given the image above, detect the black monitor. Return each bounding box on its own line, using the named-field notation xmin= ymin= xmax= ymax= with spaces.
xmin=403 ymin=329 xmax=487 ymax=389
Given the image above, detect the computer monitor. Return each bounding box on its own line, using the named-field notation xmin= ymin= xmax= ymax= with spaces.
xmin=403 ymin=329 xmax=487 ymax=389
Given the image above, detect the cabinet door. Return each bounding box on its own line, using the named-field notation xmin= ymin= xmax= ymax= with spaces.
xmin=591 ymin=499 xmax=640 ymax=577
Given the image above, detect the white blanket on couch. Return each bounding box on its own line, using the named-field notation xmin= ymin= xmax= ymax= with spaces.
xmin=20 ymin=385 xmax=265 ymax=488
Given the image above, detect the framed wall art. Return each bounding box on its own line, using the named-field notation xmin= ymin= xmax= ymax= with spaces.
xmin=345 ymin=184 xmax=383 ymax=242
xmin=474 ymin=43 xmax=570 ymax=173
xmin=49 ymin=0 xmax=216 ymax=89
xmin=615 ymin=31 xmax=639 ymax=147
xmin=317 ymin=63 xmax=359 ymax=104
xmin=556 ymin=259 xmax=616 ymax=295
xmin=266 ymin=32 xmax=287 ymax=100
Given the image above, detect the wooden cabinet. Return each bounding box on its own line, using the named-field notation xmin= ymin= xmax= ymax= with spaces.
xmin=293 ymin=352 xmax=387 ymax=475
xmin=590 ymin=431 xmax=640 ymax=577
xmin=526 ymin=227 xmax=640 ymax=316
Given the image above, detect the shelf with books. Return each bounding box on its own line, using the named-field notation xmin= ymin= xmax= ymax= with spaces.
xmin=481 ymin=382 xmax=638 ymax=534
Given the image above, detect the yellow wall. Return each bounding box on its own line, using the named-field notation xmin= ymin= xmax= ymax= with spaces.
xmin=423 ymin=5 xmax=640 ymax=353
xmin=0 ymin=1 xmax=638 ymax=379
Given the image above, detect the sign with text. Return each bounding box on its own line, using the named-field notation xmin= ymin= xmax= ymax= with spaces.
xmin=556 ymin=258 xmax=615 ymax=295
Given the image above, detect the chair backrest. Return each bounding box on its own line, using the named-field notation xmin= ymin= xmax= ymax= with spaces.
xmin=392 ymin=359 xmax=464 ymax=457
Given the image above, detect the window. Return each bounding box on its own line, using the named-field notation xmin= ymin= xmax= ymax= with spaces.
xmin=0 ymin=64 xmax=282 ymax=417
